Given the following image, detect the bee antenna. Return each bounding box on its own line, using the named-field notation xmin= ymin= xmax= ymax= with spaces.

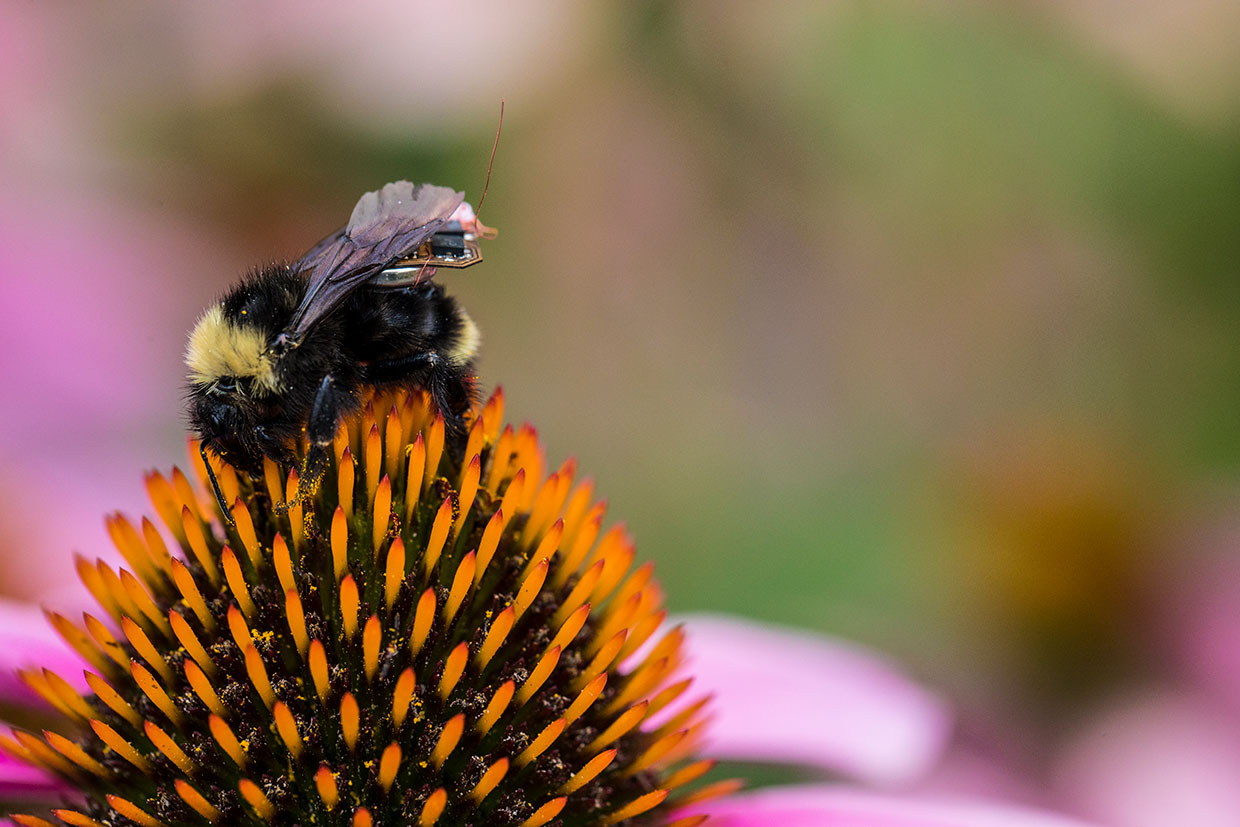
xmin=474 ymin=99 xmax=504 ymax=226
xmin=199 ymin=442 xmax=236 ymax=527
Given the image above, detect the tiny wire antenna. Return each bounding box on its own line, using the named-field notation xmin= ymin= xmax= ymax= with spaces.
xmin=474 ymin=99 xmax=504 ymax=229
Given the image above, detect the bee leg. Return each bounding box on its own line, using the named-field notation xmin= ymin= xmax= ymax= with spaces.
xmin=199 ymin=443 xmax=237 ymax=527
xmin=295 ymin=375 xmax=347 ymax=503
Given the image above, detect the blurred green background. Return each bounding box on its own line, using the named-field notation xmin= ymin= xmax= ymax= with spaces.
xmin=3 ymin=0 xmax=1240 ymax=801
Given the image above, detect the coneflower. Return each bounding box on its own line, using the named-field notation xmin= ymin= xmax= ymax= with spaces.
xmin=0 ymin=388 xmax=732 ymax=826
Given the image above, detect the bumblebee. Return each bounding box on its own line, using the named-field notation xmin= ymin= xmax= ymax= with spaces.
xmin=186 ymin=181 xmax=489 ymax=507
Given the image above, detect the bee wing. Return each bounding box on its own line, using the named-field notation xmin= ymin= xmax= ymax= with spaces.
xmin=287 ymin=181 xmax=464 ymax=339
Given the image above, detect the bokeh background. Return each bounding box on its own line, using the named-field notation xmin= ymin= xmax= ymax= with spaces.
xmin=3 ymin=1 xmax=1240 ymax=824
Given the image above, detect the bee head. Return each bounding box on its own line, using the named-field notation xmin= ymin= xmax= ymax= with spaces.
xmin=185 ymin=305 xmax=280 ymax=397
xmin=185 ymin=304 xmax=283 ymax=467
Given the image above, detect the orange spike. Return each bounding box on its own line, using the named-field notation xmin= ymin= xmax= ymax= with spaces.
xmin=46 ymin=611 xmax=111 ymax=674
xmin=431 ymin=714 xmax=465 ymax=770
xmin=671 ymin=779 xmax=744 ymax=808
xmin=84 ymin=671 xmax=141 ymax=727
xmin=221 ymin=548 xmax=256 ymax=619
xmin=519 ymin=798 xmax=567 ymax=827
xmin=424 ymin=496 xmax=453 ymax=575
xmin=512 ymin=558 xmax=549 ymax=621
xmin=552 ymin=504 xmax=605 ymax=588
xmin=94 ymin=560 xmax=140 ymax=622
xmin=575 ymin=630 xmax=627 ymax=691
xmin=239 ymin=778 xmax=276 ymax=821
xmin=565 ymin=673 xmax=608 ymax=724
xmin=340 ymin=692 xmax=359 ymax=751
xmin=144 ymin=470 xmax=186 ymax=544
xmin=180 ymin=506 xmax=220 ymax=584
xmin=82 ymin=612 xmax=129 ymax=669
xmin=484 ymin=425 xmax=514 ymax=496
xmin=185 ymin=660 xmax=227 ymax=718
xmin=385 ymin=404 xmax=403 ymax=482
xmin=309 ymin=639 xmax=330 ymax=703
xmin=364 ymin=423 xmax=382 ymax=504
xmin=438 ymin=642 xmax=469 ymax=699
xmin=42 ymin=670 xmax=94 ymax=720
xmin=548 ymin=603 xmax=590 ymax=656
xmin=443 ymin=550 xmax=475 ymax=627
xmin=175 ymin=778 xmax=222 ymax=822
xmin=91 ymin=720 xmax=151 ymax=772
xmin=605 ymin=656 xmax=675 ymax=716
xmin=106 ymin=794 xmax=167 ymax=827
xmin=558 ymin=478 xmax=596 ymax=548
xmin=462 ymin=419 xmax=486 ymax=484
xmin=363 ymin=615 xmax=382 ymax=681
xmin=551 ymin=559 xmax=604 ymax=627
xmin=590 ymin=539 xmax=635 ymax=607
xmin=208 ymin=714 xmax=246 ymax=767
xmin=131 ymin=662 xmax=182 ymax=726
xmin=144 ymin=720 xmax=195 ymax=775
xmin=480 ymin=387 xmax=504 ymax=438
xmin=473 ymin=509 xmax=505 ymax=585
xmin=527 ymin=520 xmax=563 ymax=576
xmin=600 ymin=790 xmax=669 ymax=825
xmin=476 ymin=680 xmax=514 ymax=736
xmin=106 ymin=514 xmax=160 ymax=587
xmin=516 ymin=645 xmax=562 ymax=708
xmin=587 ymin=701 xmax=649 ymax=753
xmin=419 ymin=788 xmax=447 ymax=827
xmin=11 ymin=814 xmax=60 ymax=827
xmin=521 ymin=472 xmax=563 ymax=547
xmin=227 ymin=604 xmax=253 ymax=652
xmin=243 ymin=645 xmax=276 ymax=709
xmin=170 ymin=558 xmax=215 ymax=631
xmin=173 ymin=605 xmax=219 ymax=674
xmin=646 ymin=676 xmax=695 ymax=719
xmin=19 ymin=670 xmax=73 ymax=719
xmin=340 ymin=575 xmax=359 ymax=639
xmin=273 ymin=701 xmax=303 ymax=759
xmin=404 ymin=435 xmax=425 ymax=521
xmin=498 ymin=468 xmax=525 ymax=530
xmin=171 ymin=466 xmax=205 ymax=524
xmin=50 ymin=812 xmax=105 ymax=827
xmin=140 ymin=517 xmax=174 ymax=577
xmin=229 ymin=498 xmax=261 ymax=568
xmin=14 ymin=730 xmax=81 ymax=779
xmin=282 ymin=589 xmax=309 ymax=658
xmin=662 ymin=758 xmax=716 ymax=790
xmin=515 ymin=718 xmax=566 ymax=767
xmin=423 ymin=414 xmax=445 ymax=489
xmin=261 ymin=457 xmax=283 ymax=509
xmin=314 ymin=765 xmax=340 ymax=810
xmin=378 ymin=742 xmax=402 ymax=793
xmin=559 ymin=748 xmax=617 ymax=794
xmin=469 ymin=756 xmax=509 ymax=803
xmin=285 ymin=469 xmax=304 ymax=551
xmin=392 ymin=668 xmax=416 ymax=729
xmin=476 ymin=606 xmax=514 ymax=671
xmin=44 ymin=730 xmax=108 ymax=778
xmin=453 ymin=454 xmax=482 ymax=533
xmin=411 ymin=587 xmax=436 ymax=655
xmin=373 ymin=475 xmax=392 ymax=554
xmin=328 ymin=508 xmax=349 ymax=583
xmin=338 ymin=447 xmax=356 ymax=520
xmin=383 ymin=535 xmax=407 ymax=610
xmin=74 ymin=553 xmax=120 ymax=620
xmin=272 ymin=532 xmax=295 ymax=594
xmin=353 ymin=808 xmax=373 ymax=827
xmin=618 ymin=607 xmax=666 ymax=662
xmin=590 ymin=593 xmax=642 ymax=656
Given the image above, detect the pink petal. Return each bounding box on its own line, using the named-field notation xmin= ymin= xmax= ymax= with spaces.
xmin=1054 ymin=691 xmax=1240 ymax=827
xmin=0 ymin=598 xmax=88 ymax=706
xmin=0 ymin=748 xmax=65 ymax=798
xmin=676 ymin=614 xmax=951 ymax=785
xmin=694 ymin=786 xmax=1099 ymax=827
